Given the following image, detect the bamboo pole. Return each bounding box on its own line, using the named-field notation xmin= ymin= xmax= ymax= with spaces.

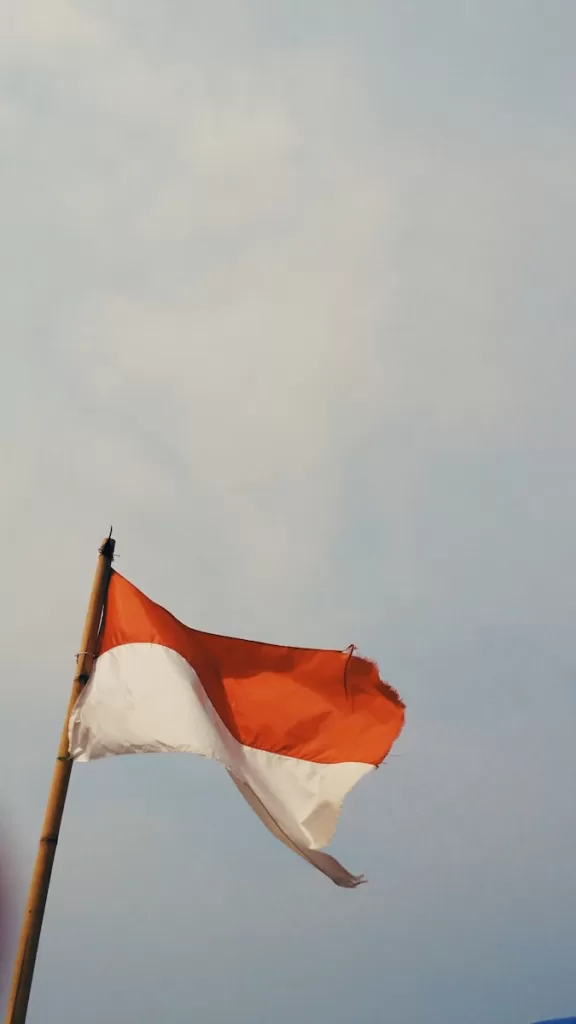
xmin=4 ymin=535 xmax=116 ymax=1024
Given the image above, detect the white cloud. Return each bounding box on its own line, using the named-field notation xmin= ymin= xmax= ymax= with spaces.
xmin=2 ymin=0 xmax=575 ymax=661
xmin=0 ymin=0 xmax=108 ymax=56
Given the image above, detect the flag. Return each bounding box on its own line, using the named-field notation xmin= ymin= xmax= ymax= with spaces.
xmin=69 ymin=572 xmax=405 ymax=887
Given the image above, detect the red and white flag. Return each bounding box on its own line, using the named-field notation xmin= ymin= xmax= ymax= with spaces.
xmin=69 ymin=572 xmax=405 ymax=887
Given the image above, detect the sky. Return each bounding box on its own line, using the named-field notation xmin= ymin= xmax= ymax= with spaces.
xmin=1 ymin=1 xmax=575 ymax=1021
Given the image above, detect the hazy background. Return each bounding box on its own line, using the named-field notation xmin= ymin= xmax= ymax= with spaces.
xmin=1 ymin=2 xmax=575 ymax=1022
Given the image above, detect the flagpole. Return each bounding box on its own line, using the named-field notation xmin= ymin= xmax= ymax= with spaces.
xmin=4 ymin=534 xmax=116 ymax=1024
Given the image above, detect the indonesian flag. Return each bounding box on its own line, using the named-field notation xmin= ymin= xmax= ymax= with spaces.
xmin=69 ymin=573 xmax=405 ymax=887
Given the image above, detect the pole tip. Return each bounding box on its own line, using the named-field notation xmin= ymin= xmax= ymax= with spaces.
xmin=99 ymin=528 xmax=115 ymax=560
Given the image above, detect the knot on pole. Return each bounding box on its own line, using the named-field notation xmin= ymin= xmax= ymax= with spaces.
xmin=75 ymin=651 xmax=97 ymax=685
xmin=99 ymin=528 xmax=115 ymax=560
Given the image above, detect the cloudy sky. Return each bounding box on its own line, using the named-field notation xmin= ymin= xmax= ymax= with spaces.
xmin=1 ymin=1 xmax=575 ymax=1021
